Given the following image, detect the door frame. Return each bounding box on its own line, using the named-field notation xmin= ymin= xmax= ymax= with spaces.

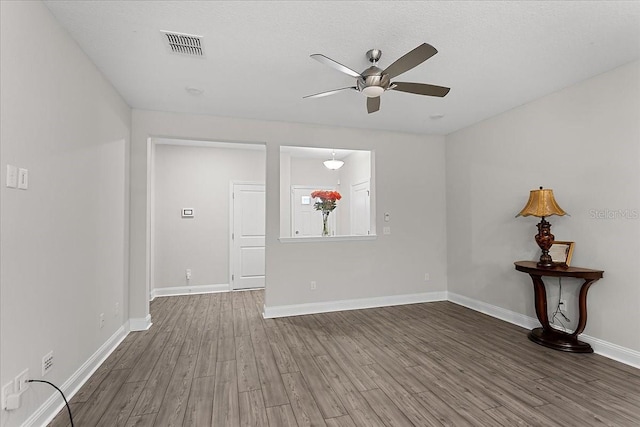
xmin=229 ymin=181 xmax=266 ymax=290
xmin=350 ymin=180 xmax=371 ymax=236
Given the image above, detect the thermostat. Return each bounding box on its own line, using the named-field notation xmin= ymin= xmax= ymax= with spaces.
xmin=182 ymin=208 xmax=194 ymax=218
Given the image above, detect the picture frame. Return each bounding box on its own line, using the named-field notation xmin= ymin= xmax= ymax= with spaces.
xmin=549 ymin=241 xmax=575 ymax=266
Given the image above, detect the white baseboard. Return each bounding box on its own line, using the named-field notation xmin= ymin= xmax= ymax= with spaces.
xmin=128 ymin=314 xmax=152 ymax=332
xmin=447 ymin=292 xmax=640 ymax=369
xmin=23 ymin=325 xmax=128 ymax=427
xmin=150 ymin=283 xmax=229 ymax=300
xmin=263 ymin=291 xmax=447 ymax=319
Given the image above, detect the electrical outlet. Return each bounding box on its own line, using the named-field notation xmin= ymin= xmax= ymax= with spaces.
xmin=15 ymin=369 xmax=29 ymax=393
xmin=2 ymin=382 xmax=14 ymax=410
xmin=310 ymin=281 xmax=317 ymax=290
xmin=42 ymin=351 xmax=53 ymax=376
xmin=99 ymin=313 xmax=105 ymax=328
xmin=186 ymin=269 xmax=192 ymax=280
xmin=424 ymin=273 xmax=430 ymax=281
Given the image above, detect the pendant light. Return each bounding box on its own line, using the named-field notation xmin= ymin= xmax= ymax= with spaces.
xmin=323 ymin=150 xmax=344 ymax=170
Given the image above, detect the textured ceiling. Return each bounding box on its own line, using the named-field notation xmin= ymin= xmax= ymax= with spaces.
xmin=44 ymin=1 xmax=640 ymax=135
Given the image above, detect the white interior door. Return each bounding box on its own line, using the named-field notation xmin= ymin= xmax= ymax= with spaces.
xmin=351 ymin=181 xmax=370 ymax=235
xmin=232 ymin=183 xmax=265 ymax=289
xmin=291 ymin=186 xmax=336 ymax=237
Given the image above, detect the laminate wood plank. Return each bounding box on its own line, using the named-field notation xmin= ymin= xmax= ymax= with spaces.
xmin=183 ymin=376 xmax=215 ymax=427
xmin=127 ymin=332 xmax=172 ymax=383
xmin=194 ymin=333 xmax=219 ymax=378
xmin=153 ymin=354 xmax=196 ymax=426
xmin=264 ymin=326 xmax=300 ymax=374
xmin=407 ymin=363 xmax=497 ymax=411
xmin=125 ymin=413 xmax=157 ymax=427
xmin=250 ymin=328 xmax=290 ymax=407
xmin=281 ymin=372 xmax=327 ymax=427
xmin=114 ymin=329 xmax=158 ymax=370
xmin=288 ymin=347 xmax=347 ymax=419
xmin=286 ymin=316 xmax=328 ymax=356
xmin=429 ymin=349 xmax=549 ymax=410
xmin=312 ymin=331 xmax=378 ymax=392
xmin=314 ymin=355 xmax=386 ymax=427
xmin=180 ymin=295 xmax=210 ymax=357
xmin=95 ymin=381 xmax=146 ymax=427
xmin=265 ymin=404 xmax=298 ymax=427
xmin=361 ymin=346 xmax=427 ymax=394
xmin=535 ymin=376 xmax=640 ymax=425
xmin=236 ymin=334 xmax=262 ymax=392
xmin=325 ymin=415 xmax=357 ymax=427
xmin=527 ymin=381 xmax=621 ymax=427
xmin=359 ymin=388 xmax=413 ymax=427
xmin=233 ymin=304 xmax=251 ymax=337
xmin=275 ymin=318 xmax=307 ymax=349
xmin=239 ymin=389 xmax=269 ymax=427
xmin=71 ymin=368 xmax=131 ymax=425
xmin=70 ymin=363 xmax=111 ymax=403
xmin=47 ymin=402 xmax=83 ymax=427
xmin=217 ymin=335 xmax=236 ymax=362
xmin=413 ymin=390 xmax=474 ymax=427
xmin=364 ymin=363 xmax=442 ymax=427
xmin=212 ymin=360 xmax=240 ymax=426
xmin=131 ymin=344 xmax=182 ymax=416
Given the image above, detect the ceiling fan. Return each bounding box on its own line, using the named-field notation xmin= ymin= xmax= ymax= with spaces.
xmin=304 ymin=43 xmax=450 ymax=114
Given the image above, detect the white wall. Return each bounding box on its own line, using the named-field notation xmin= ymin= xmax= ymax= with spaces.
xmin=446 ymin=60 xmax=640 ymax=353
xmin=0 ymin=2 xmax=131 ymax=426
xmin=131 ymin=111 xmax=448 ymax=320
xmin=153 ymin=144 xmax=265 ymax=289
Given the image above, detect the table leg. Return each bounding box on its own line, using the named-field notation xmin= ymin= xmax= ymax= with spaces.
xmin=571 ymin=279 xmax=597 ymax=338
xmin=530 ymin=274 xmax=550 ymax=329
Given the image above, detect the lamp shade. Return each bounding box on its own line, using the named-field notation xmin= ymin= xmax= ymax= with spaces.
xmin=517 ymin=188 xmax=567 ymax=218
xmin=323 ymin=159 xmax=344 ymax=170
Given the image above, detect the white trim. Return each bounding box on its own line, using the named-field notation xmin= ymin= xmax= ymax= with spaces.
xmin=22 ymin=326 xmax=128 ymax=427
xmin=151 ymin=284 xmax=230 ymax=300
xmin=279 ymin=235 xmax=377 ymax=243
xmin=447 ymin=292 xmax=640 ymax=369
xmin=263 ymin=291 xmax=447 ymax=318
xmin=129 ymin=314 xmax=152 ymax=332
xmin=447 ymin=292 xmax=539 ymax=330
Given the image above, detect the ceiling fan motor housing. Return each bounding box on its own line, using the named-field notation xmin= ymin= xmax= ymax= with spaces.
xmin=357 ymin=66 xmax=390 ymax=97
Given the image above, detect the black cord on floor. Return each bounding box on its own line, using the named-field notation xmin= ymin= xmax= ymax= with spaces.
xmin=551 ymin=277 xmax=571 ymax=330
xmin=27 ymin=380 xmax=74 ymax=427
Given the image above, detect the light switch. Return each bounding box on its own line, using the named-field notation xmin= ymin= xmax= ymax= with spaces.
xmin=18 ymin=168 xmax=28 ymax=190
xmin=6 ymin=165 xmax=17 ymax=188
xmin=384 ymin=212 xmax=390 ymax=222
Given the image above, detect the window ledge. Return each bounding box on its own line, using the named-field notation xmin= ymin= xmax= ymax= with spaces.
xmin=279 ymin=235 xmax=377 ymax=243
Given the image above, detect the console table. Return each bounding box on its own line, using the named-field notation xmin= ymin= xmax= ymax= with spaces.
xmin=514 ymin=261 xmax=604 ymax=353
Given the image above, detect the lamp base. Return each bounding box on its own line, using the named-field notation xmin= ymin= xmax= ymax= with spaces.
xmin=535 ymin=217 xmax=555 ymax=268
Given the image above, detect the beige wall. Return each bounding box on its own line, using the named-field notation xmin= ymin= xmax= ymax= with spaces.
xmin=131 ymin=110 xmax=448 ymax=320
xmin=445 ymin=60 xmax=640 ymax=353
xmin=0 ymin=2 xmax=131 ymax=426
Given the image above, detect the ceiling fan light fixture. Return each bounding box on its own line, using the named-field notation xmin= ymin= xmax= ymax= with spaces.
xmin=323 ymin=151 xmax=344 ymax=170
xmin=361 ymin=85 xmax=384 ymax=98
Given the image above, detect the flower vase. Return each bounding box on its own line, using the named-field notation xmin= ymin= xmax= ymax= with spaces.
xmin=322 ymin=211 xmax=330 ymax=236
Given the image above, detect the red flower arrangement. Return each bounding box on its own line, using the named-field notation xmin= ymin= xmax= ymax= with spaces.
xmin=311 ymin=190 xmax=342 ymax=236
xmin=311 ymin=190 xmax=342 ymax=212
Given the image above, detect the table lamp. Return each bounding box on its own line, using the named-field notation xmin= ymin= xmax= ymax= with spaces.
xmin=516 ymin=187 xmax=567 ymax=268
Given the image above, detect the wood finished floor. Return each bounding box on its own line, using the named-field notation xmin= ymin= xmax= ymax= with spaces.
xmin=49 ymin=290 xmax=640 ymax=426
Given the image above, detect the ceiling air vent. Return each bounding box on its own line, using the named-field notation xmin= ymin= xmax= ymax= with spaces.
xmin=161 ymin=31 xmax=204 ymax=57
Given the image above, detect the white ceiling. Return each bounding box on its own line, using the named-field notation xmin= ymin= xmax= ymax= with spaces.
xmin=44 ymin=1 xmax=640 ymax=135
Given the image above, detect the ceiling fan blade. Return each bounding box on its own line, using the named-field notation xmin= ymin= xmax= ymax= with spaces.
xmin=383 ymin=43 xmax=438 ymax=79
xmin=303 ymin=87 xmax=357 ymax=99
xmin=391 ymin=82 xmax=450 ymax=97
xmin=310 ymin=54 xmax=361 ymax=78
xmin=367 ymin=96 xmax=380 ymax=114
